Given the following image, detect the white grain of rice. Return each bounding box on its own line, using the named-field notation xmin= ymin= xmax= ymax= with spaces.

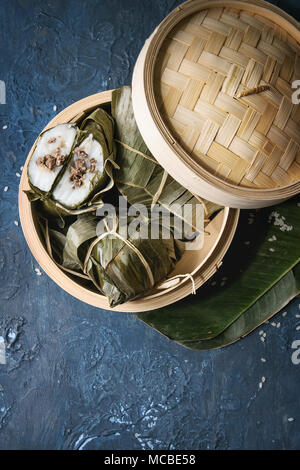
xmin=269 ymin=211 xmax=293 ymax=232
xmin=35 ymin=268 xmax=42 ymax=276
xmin=282 ymin=312 xmax=287 ymax=317
xmin=3 ymin=186 xmax=8 ymax=192
xmin=261 ymin=358 xmax=266 ymax=362
xmin=16 ymin=172 xmax=21 ymax=178
xmin=14 ymin=221 xmax=19 ymax=226
xmin=288 ymin=417 xmax=295 ymax=422
xmin=2 ymin=125 xmax=8 ymax=130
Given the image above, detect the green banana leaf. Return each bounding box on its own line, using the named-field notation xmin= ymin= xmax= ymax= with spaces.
xmin=136 ymin=197 xmax=300 ymax=343
xmin=177 ymin=266 xmax=299 ymax=350
xmin=111 ymin=86 xmax=221 ymax=231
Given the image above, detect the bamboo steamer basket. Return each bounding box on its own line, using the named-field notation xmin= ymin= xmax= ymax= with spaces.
xmin=19 ymin=90 xmax=239 ymax=313
xmin=132 ymin=0 xmax=300 ymax=208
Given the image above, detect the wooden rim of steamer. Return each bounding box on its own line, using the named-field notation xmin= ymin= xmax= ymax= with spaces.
xmin=19 ymin=90 xmax=239 ymax=313
xmin=132 ymin=0 xmax=300 ymax=208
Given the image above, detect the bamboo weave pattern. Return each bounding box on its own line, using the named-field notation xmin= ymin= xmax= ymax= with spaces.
xmin=155 ymin=6 xmax=300 ymax=188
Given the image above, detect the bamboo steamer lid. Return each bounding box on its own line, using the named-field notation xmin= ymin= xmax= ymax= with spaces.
xmin=132 ymin=0 xmax=300 ymax=208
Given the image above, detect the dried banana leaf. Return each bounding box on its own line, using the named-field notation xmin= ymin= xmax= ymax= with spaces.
xmin=62 ymin=214 xmax=184 ymax=307
xmin=136 ymin=197 xmax=300 ymax=343
xmin=111 ymin=86 xmax=221 ymax=231
xmin=81 ymin=107 xmax=115 ymax=155
xmin=63 ymin=214 xmax=99 ymax=271
xmin=41 ymin=222 xmax=95 ymax=284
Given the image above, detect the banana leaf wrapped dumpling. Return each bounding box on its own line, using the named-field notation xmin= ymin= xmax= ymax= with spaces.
xmin=111 ymin=86 xmax=222 ymax=231
xmin=26 ymin=108 xmax=115 ymax=215
xmin=62 ymin=214 xmax=184 ymax=307
xmin=52 ymin=108 xmax=115 ymax=210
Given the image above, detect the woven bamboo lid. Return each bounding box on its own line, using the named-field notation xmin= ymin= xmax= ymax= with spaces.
xmin=132 ymin=0 xmax=300 ymax=208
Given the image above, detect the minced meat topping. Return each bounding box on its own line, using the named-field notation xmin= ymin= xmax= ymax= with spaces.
xmin=69 ymin=145 xmax=97 ymax=189
xmin=36 ymin=141 xmax=98 ymax=187
xmin=36 ymin=147 xmax=66 ymax=171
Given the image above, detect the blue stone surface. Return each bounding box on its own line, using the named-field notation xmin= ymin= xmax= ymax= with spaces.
xmin=0 ymin=0 xmax=299 ymax=450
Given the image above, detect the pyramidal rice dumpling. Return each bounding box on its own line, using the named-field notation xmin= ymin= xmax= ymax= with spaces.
xmin=27 ymin=107 xmax=115 ymax=212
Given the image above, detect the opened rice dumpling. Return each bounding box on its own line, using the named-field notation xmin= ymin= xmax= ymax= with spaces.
xmin=28 ymin=123 xmax=78 ymax=196
xmin=27 ymin=107 xmax=115 ymax=213
xmin=62 ymin=214 xmax=183 ymax=307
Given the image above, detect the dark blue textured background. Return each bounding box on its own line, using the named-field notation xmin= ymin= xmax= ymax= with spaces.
xmin=0 ymin=0 xmax=300 ymax=450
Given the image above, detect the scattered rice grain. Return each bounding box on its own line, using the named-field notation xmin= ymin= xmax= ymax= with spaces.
xmin=14 ymin=220 xmax=19 ymax=226
xmin=2 ymin=125 xmax=8 ymax=130
xmin=3 ymin=186 xmax=8 ymax=192
xmin=269 ymin=211 xmax=293 ymax=232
